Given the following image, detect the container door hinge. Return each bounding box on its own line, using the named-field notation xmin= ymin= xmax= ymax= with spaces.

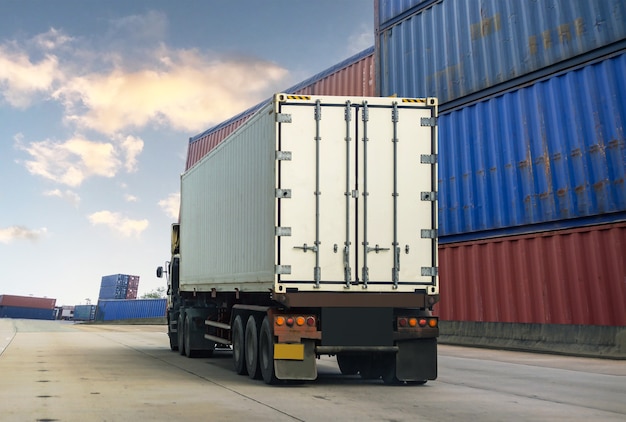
xmin=421 ymin=229 xmax=438 ymax=239
xmin=275 ymin=227 xmax=292 ymax=236
xmin=276 ymin=151 xmax=292 ymax=161
xmin=420 ymin=154 xmax=438 ymax=164
xmin=276 ymin=113 xmax=292 ymax=123
xmin=421 ymin=191 xmax=438 ymax=201
xmin=275 ymin=265 xmax=292 ymax=275
xmin=421 ymin=267 xmax=438 ymax=277
xmin=421 ymin=117 xmax=437 ymax=127
xmin=275 ymin=188 xmax=292 ymax=198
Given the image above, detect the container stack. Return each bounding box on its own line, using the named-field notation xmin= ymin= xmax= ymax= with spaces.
xmin=0 ymin=294 xmax=56 ymax=320
xmin=98 ymin=274 xmax=140 ymax=300
xmin=375 ymin=0 xmax=626 ymax=329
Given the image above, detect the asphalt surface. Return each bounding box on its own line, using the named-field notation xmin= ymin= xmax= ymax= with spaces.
xmin=1 ymin=319 xmax=625 ymax=421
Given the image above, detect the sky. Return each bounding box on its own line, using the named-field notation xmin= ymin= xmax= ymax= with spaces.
xmin=0 ymin=0 xmax=374 ymax=306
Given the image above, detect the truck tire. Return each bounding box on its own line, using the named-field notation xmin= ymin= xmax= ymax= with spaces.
xmin=184 ymin=315 xmax=198 ymax=358
xmin=177 ymin=313 xmax=185 ymax=355
xmin=336 ymin=354 xmax=359 ymax=376
xmin=245 ymin=315 xmax=261 ymax=379
xmin=168 ymin=313 xmax=178 ymax=351
xmin=232 ymin=315 xmax=247 ymax=375
xmin=259 ymin=316 xmax=278 ymax=385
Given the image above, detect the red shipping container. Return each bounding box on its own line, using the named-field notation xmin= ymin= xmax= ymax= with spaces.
xmin=437 ymin=222 xmax=626 ymax=327
xmin=0 ymin=294 xmax=56 ymax=310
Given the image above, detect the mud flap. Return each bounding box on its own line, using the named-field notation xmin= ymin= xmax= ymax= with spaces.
xmin=396 ymin=338 xmax=437 ymax=381
xmin=274 ymin=340 xmax=317 ymax=381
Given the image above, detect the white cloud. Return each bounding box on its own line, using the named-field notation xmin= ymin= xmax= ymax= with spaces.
xmin=15 ymin=134 xmax=121 ymax=187
xmin=54 ymin=49 xmax=288 ymax=134
xmin=124 ymin=194 xmax=138 ymax=203
xmin=33 ymin=28 xmax=73 ymax=51
xmin=347 ymin=24 xmax=374 ymax=55
xmin=119 ymin=135 xmax=144 ymax=172
xmin=43 ymin=189 xmax=80 ymax=207
xmin=158 ymin=193 xmax=180 ymax=220
xmin=88 ymin=210 xmax=148 ymax=237
xmin=0 ymin=46 xmax=60 ymax=108
xmin=1 ymin=20 xmax=289 ymax=135
xmin=0 ymin=226 xmax=47 ymax=243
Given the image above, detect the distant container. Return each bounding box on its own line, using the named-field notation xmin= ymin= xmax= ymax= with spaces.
xmin=438 ymin=222 xmax=626 ymax=327
xmin=96 ymin=299 xmax=166 ymax=321
xmin=99 ymin=274 xmax=139 ymax=300
xmin=73 ymin=305 xmax=97 ymax=321
xmin=438 ymin=52 xmax=626 ymax=239
xmin=375 ymin=0 xmax=626 ymax=104
xmin=0 ymin=305 xmax=55 ymax=320
xmin=0 ymin=294 xmax=56 ymax=310
xmin=125 ymin=276 xmax=139 ymax=299
xmin=186 ymin=47 xmax=375 ymax=170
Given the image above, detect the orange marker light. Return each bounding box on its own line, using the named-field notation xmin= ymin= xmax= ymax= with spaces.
xmin=409 ymin=318 xmax=418 ymax=327
xmin=275 ymin=316 xmax=286 ymax=326
xmin=296 ymin=316 xmax=305 ymax=326
xmin=428 ymin=318 xmax=438 ymax=328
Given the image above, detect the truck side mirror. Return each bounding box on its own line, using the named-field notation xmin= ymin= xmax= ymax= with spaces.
xmin=156 ymin=266 xmax=163 ymax=278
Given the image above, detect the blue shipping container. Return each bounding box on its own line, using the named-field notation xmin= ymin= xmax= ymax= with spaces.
xmin=99 ymin=274 xmax=135 ymax=300
xmin=73 ymin=305 xmax=96 ymax=321
xmin=439 ymin=52 xmax=626 ymax=240
xmin=0 ymin=306 xmax=55 ymax=320
xmin=376 ymin=0 xmax=626 ymax=104
xmin=96 ymin=299 xmax=167 ymax=321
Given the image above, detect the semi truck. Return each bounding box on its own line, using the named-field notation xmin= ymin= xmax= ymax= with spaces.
xmin=157 ymin=93 xmax=439 ymax=384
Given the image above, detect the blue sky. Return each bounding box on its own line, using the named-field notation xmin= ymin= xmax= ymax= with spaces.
xmin=0 ymin=0 xmax=374 ymax=306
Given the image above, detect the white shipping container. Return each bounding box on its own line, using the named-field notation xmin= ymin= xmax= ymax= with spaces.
xmin=179 ymin=94 xmax=438 ymax=296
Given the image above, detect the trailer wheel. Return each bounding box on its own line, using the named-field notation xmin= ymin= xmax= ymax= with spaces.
xmin=177 ymin=313 xmax=185 ymax=355
xmin=259 ymin=316 xmax=278 ymax=384
xmin=245 ymin=315 xmax=261 ymax=379
xmin=336 ymin=354 xmax=359 ymax=376
xmin=232 ymin=315 xmax=247 ymax=375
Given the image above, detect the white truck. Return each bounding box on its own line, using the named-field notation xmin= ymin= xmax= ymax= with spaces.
xmin=157 ymin=93 xmax=439 ymax=384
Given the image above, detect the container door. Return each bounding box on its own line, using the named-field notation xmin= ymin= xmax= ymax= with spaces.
xmin=278 ymin=99 xmax=357 ymax=285
xmin=277 ymin=96 xmax=437 ymax=291
xmin=356 ymin=101 xmax=437 ymax=287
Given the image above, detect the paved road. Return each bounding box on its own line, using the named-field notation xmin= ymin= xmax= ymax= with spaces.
xmin=1 ymin=319 xmax=624 ymax=421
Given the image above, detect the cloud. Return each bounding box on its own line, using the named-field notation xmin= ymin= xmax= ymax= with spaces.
xmin=0 ymin=45 xmax=60 ymax=108
xmin=0 ymin=226 xmax=47 ymax=243
xmin=15 ymin=133 xmax=121 ymax=187
xmin=43 ymin=189 xmax=80 ymax=207
xmin=158 ymin=193 xmax=180 ymax=220
xmin=88 ymin=210 xmax=148 ymax=237
xmin=347 ymin=24 xmax=374 ymax=55
xmin=54 ymin=48 xmax=288 ymax=134
xmin=124 ymin=194 xmax=138 ymax=203
xmin=15 ymin=132 xmax=144 ymax=187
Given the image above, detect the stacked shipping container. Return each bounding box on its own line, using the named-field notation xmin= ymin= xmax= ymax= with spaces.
xmin=0 ymin=294 xmax=56 ymax=320
xmin=375 ymin=0 xmax=626 ymax=336
xmin=98 ymin=274 xmax=140 ymax=300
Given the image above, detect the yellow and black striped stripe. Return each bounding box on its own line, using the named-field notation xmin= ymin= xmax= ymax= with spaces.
xmin=285 ymin=95 xmax=311 ymax=101
xmin=402 ymin=98 xmax=427 ymax=103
